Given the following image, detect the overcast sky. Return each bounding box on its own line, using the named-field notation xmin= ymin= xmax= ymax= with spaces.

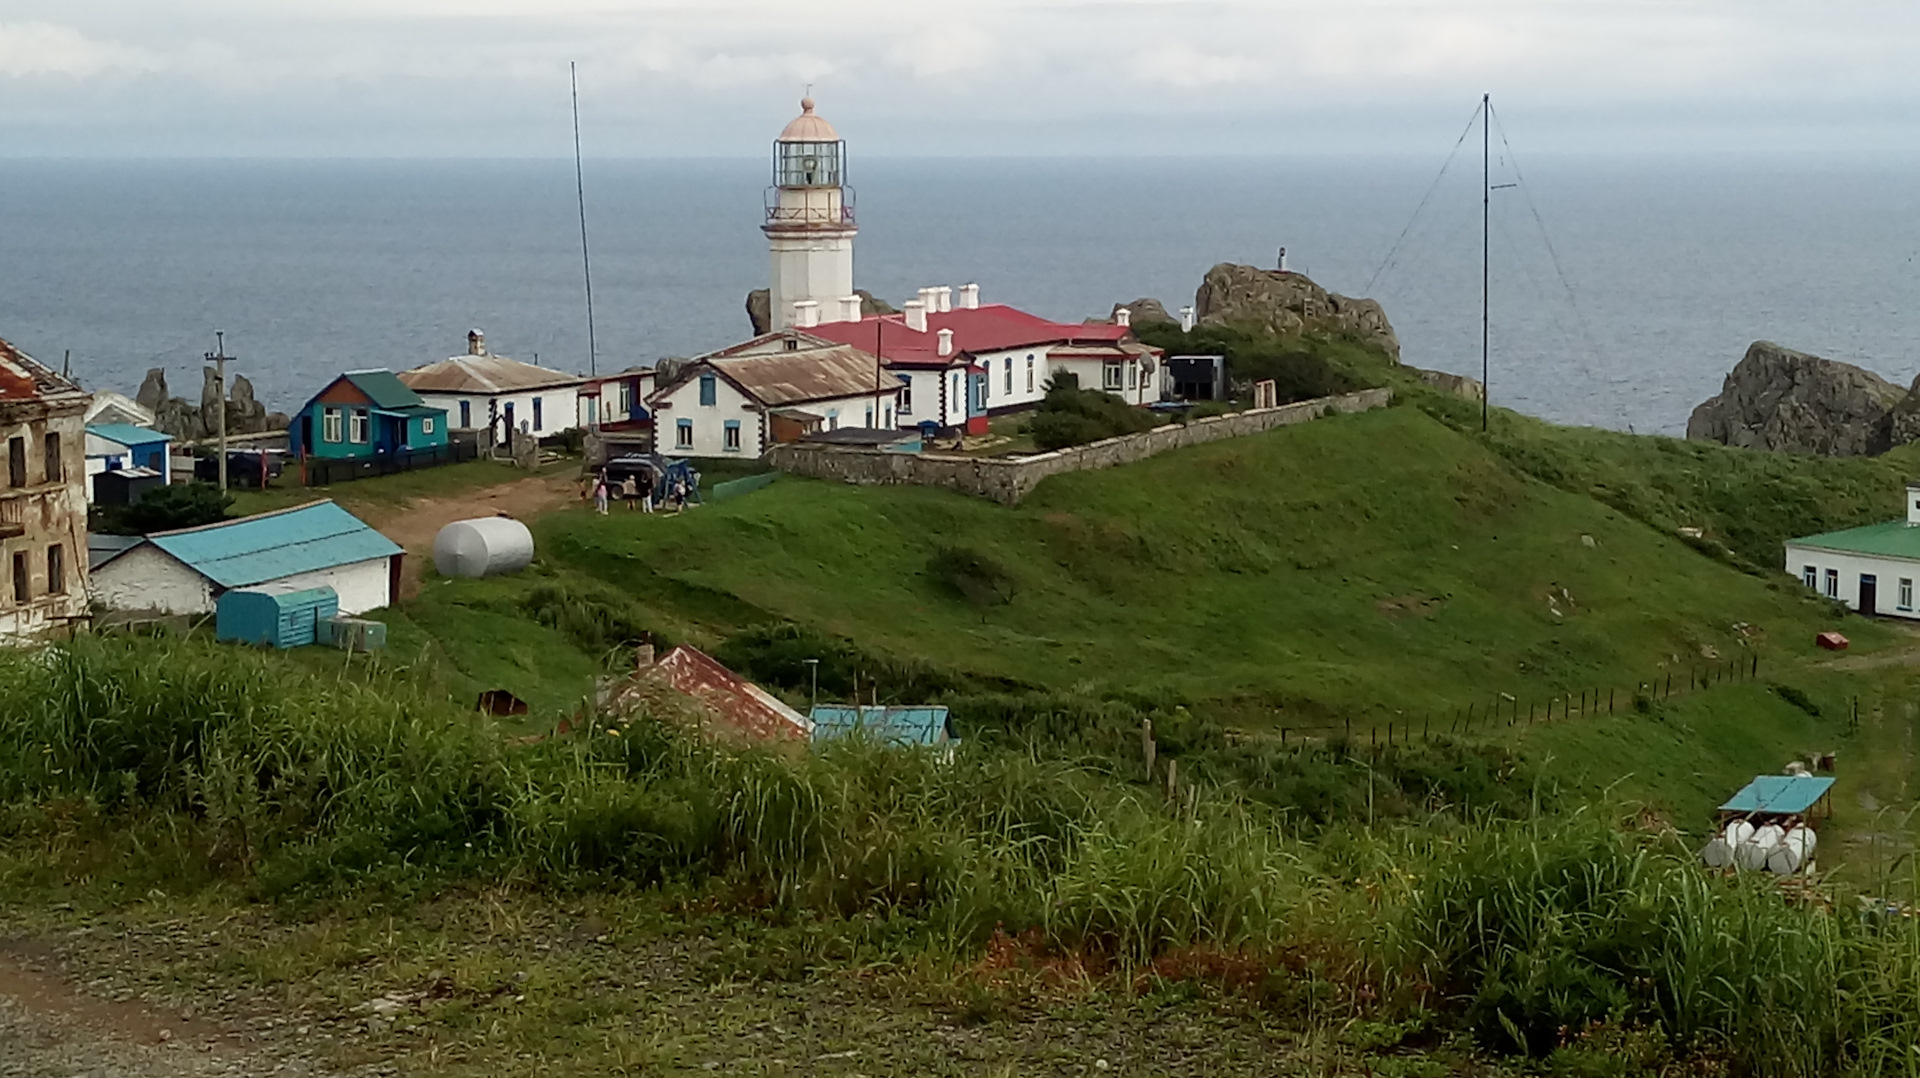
xmin=2 ymin=1 xmax=1915 ymax=158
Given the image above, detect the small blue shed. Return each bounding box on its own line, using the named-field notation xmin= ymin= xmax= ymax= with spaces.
xmin=216 ymin=583 xmax=340 ymax=648
xmin=810 ymin=705 xmax=957 ymax=751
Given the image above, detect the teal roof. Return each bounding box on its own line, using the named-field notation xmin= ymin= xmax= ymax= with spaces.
xmin=810 ymin=706 xmax=954 ymax=748
xmin=144 ymin=500 xmax=401 ymax=589
xmin=1787 ymin=519 xmax=1920 ymax=559
xmin=341 ymin=370 xmax=428 ymax=410
xmin=1719 ymin=775 xmax=1834 ymax=816
xmin=86 ymin=423 xmax=173 ymax=447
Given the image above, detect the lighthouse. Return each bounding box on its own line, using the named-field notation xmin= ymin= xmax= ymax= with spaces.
xmin=763 ymin=97 xmax=858 ymax=331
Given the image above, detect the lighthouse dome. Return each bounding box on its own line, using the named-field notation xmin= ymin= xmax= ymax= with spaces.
xmin=778 ymin=97 xmax=840 ymax=142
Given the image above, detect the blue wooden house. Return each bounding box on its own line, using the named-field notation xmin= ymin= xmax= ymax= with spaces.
xmin=288 ymin=369 xmax=449 ymax=461
xmin=810 ymin=706 xmax=957 ymax=755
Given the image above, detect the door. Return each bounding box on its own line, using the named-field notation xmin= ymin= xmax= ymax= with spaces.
xmin=1861 ymin=573 xmax=1878 ymax=614
xmin=502 ymin=402 xmax=515 ymax=441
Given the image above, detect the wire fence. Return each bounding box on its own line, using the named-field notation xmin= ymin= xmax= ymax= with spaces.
xmin=1269 ymin=652 xmax=1765 ymax=751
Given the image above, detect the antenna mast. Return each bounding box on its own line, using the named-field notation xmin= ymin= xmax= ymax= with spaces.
xmin=1481 ymin=92 xmax=1490 ymax=434
xmin=572 ymin=62 xmax=600 ymax=377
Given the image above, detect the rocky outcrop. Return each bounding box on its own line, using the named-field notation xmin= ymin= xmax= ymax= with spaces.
xmin=1686 ymin=341 xmax=1907 ymax=456
xmin=137 ymin=367 xmax=288 ymax=442
xmin=1110 ymin=298 xmax=1174 ymax=325
xmin=745 ymin=289 xmax=898 ymax=336
xmin=1413 ymin=368 xmax=1484 ymax=403
xmin=1192 ymin=264 xmax=1400 ymax=361
xmin=1884 ymin=373 xmax=1920 ymax=450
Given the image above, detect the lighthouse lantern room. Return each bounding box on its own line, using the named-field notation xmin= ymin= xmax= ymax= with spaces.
xmin=764 ymin=97 xmax=858 ymax=331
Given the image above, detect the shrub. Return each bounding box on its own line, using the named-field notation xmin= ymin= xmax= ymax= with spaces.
xmin=521 ymin=581 xmax=661 ymax=656
xmin=93 ymin=482 xmax=233 ymax=535
xmin=927 ymin=546 xmax=1017 ymax=608
xmin=1028 ymin=373 xmax=1159 ymax=451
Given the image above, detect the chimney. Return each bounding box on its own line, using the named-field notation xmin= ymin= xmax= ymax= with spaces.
xmin=468 ymin=329 xmax=487 ymax=356
xmin=958 ymin=283 xmax=980 ymax=310
xmin=937 ymin=328 xmax=954 ymax=357
xmin=1907 ymin=481 xmax=1920 ymax=526
xmin=904 ymin=300 xmax=928 ymax=333
xmin=935 ymin=286 xmax=953 ymax=313
xmin=1115 ymin=307 xmax=1131 ymax=328
xmin=1180 ymin=306 xmax=1196 ymax=332
xmin=840 ymin=295 xmax=863 ymax=323
xmin=917 ymin=287 xmax=937 ymax=317
xmin=794 ymin=300 xmax=820 ymax=329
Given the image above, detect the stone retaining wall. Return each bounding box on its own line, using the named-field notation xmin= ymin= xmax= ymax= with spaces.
xmin=764 ymin=387 xmax=1393 ymax=505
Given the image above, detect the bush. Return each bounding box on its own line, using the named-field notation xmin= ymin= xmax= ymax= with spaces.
xmin=521 ymin=581 xmax=662 ymax=656
xmin=1028 ymin=373 xmax=1159 ymax=451
xmin=93 ymin=482 xmax=233 ymax=535
xmin=927 ymin=546 xmax=1017 ymax=608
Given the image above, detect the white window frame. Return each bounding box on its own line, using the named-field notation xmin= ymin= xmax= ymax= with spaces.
xmin=1801 ymin=565 xmax=1816 ymax=590
xmin=1102 ymin=362 xmax=1123 ymax=391
xmin=1126 ymin=359 xmax=1138 ymax=389
xmin=349 ymin=410 xmax=369 ymax=445
xmin=323 ymin=407 xmax=343 ymax=443
xmin=1901 ymin=578 xmax=1913 ymax=611
xmin=1825 ymin=568 xmax=1839 ymax=599
xmin=899 ymin=378 xmax=913 ymax=415
xmin=723 ymin=420 xmax=741 ymax=453
xmin=675 ymin=418 xmax=693 ymax=449
xmin=423 ymin=416 xmax=435 ymax=435
xmin=1026 ymin=355 xmax=1035 ymax=392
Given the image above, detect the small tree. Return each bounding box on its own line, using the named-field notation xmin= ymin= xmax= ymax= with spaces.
xmin=96 ymin=482 xmax=234 ymax=535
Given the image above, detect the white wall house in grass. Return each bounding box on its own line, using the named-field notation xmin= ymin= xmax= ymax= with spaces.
xmin=1784 ymin=482 xmax=1920 ymax=620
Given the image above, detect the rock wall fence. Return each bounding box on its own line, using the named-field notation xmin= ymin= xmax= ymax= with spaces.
xmin=764 ymin=387 xmax=1393 ymax=506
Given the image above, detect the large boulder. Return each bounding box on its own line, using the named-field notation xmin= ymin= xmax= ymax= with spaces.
xmin=1192 ymin=264 xmax=1400 ymax=361
xmin=1884 ymin=373 xmax=1920 ymax=450
xmin=141 ymin=366 xmax=286 ymax=442
xmin=746 ymin=289 xmax=898 ymax=336
xmin=1110 ymin=298 xmax=1174 ymax=326
xmin=1686 ymin=341 xmax=1907 ymax=456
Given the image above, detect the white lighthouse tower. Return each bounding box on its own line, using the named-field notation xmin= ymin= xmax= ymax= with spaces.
xmin=764 ymin=97 xmax=858 ymax=331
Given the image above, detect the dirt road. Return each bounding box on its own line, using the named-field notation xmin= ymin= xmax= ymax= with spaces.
xmin=356 ymin=471 xmax=582 ymax=599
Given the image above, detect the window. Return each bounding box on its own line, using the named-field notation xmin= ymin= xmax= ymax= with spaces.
xmin=532 ymin=397 xmax=544 ymax=432
xmin=422 ymin=417 xmax=436 ymax=435
xmin=46 ymin=545 xmax=64 ymax=596
xmin=1802 ymin=565 xmax=1817 ymax=589
xmin=1004 ymin=357 xmax=1012 ymax=395
xmin=951 ymin=373 xmax=961 ymax=414
xmin=1825 ymin=568 xmax=1839 ymax=599
xmin=1126 ymin=359 xmax=1138 ymax=389
xmin=6 ymin=437 xmax=22 ymax=487
xmin=1901 ymin=578 xmax=1914 ymax=611
xmin=323 ymin=407 xmax=343 ymax=443
xmin=617 ymin=381 xmax=633 ymax=415
xmin=459 ymin=400 xmax=471 ymax=428
xmin=699 ymin=372 xmax=717 ymax=406
xmin=783 ymin=337 xmax=800 ymax=352
xmin=1026 ymin=355 xmax=1035 ymax=392
xmin=43 ymin=432 xmax=61 ymax=483
xmin=723 ymin=420 xmax=742 ymax=452
xmin=828 ymin=409 xmax=840 ymax=431
xmin=675 ymin=418 xmax=693 ymax=448
xmin=1102 ymin=362 xmax=1123 ymax=391
xmin=10 ymin=552 xmax=25 ymax=604
xmin=884 ymin=406 xmax=893 ymax=428
xmin=865 ymin=406 xmax=874 ymax=427
xmin=349 ymin=410 xmax=369 ymax=444
xmin=899 ymin=377 xmax=913 ymax=415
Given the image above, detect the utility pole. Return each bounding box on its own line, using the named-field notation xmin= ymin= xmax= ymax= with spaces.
xmin=1481 ymin=92 xmax=1490 ymax=434
xmin=207 ymin=332 xmax=234 ymax=491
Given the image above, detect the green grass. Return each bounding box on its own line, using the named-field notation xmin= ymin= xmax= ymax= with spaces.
xmin=531 ymin=404 xmax=1888 ymax=728
xmin=228 ymin=458 xmax=566 ymax=518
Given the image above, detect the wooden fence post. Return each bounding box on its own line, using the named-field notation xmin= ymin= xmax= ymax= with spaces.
xmin=1141 ymin=719 xmax=1157 ymax=782
xmin=1424 ymin=713 xmax=1431 ymax=740
xmin=1609 ymin=687 xmax=1615 ymax=713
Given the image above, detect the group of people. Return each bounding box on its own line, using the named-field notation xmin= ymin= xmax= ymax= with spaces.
xmin=589 ymin=468 xmax=694 ymax=516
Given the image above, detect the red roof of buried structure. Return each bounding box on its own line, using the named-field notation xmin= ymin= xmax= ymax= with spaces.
xmin=806 ymin=304 xmax=1135 ymax=369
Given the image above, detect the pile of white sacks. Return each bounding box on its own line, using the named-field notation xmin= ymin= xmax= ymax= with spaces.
xmin=1700 ymin=819 xmax=1817 ymax=875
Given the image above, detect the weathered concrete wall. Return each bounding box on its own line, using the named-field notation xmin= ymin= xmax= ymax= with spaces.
xmin=765 ymin=387 xmax=1393 ymax=505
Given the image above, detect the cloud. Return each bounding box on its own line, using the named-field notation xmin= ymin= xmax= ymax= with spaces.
xmin=0 ymin=21 xmax=158 ymax=78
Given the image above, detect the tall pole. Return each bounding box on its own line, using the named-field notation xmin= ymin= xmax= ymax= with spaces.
xmin=1481 ymin=92 xmax=1490 ymax=434
xmin=572 ymin=62 xmax=599 ymax=377
xmin=209 ymin=331 xmax=231 ymax=491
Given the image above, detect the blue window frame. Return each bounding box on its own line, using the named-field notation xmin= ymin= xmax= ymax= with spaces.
xmin=675 ymin=418 xmax=693 ymax=448
xmin=532 ymin=397 xmax=544 ymax=432
xmin=699 ymin=372 xmax=717 ymax=406
xmin=723 ymin=419 xmax=741 ymax=452
xmin=459 ymin=400 xmax=471 ymax=428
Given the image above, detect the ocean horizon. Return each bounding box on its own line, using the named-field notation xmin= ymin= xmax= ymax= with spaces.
xmin=2 ymin=152 xmax=1915 ymax=435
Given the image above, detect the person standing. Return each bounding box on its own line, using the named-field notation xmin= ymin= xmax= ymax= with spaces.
xmin=621 ymin=474 xmax=639 ymax=511
xmin=593 ymin=473 xmax=610 ymax=515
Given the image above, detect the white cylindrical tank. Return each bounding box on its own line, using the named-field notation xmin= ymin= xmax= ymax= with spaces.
xmin=1765 ymin=828 xmax=1818 ymax=876
xmin=1702 ymin=820 xmax=1755 ymax=869
xmin=1736 ymin=824 xmax=1785 ymax=872
xmin=433 ymin=516 xmax=534 ymax=579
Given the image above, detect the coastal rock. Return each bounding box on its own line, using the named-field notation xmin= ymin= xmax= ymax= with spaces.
xmin=1413 ymin=368 xmax=1485 ymax=403
xmin=745 ymin=289 xmax=898 ymax=336
xmin=140 ymin=367 xmax=286 ymax=442
xmin=1192 ymin=264 xmax=1400 ymax=361
xmin=1686 ymin=341 xmax=1905 ymax=456
xmin=1881 ymin=373 xmax=1920 ymax=450
xmin=1110 ymin=298 xmax=1174 ymax=325
xmin=135 ymin=368 xmax=170 ymax=413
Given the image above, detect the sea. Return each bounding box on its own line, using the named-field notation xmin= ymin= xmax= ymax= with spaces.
xmin=1 ymin=153 xmax=1916 ymax=435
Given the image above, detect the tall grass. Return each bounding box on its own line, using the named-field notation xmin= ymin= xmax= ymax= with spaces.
xmin=6 ymin=638 xmax=1920 ymax=1076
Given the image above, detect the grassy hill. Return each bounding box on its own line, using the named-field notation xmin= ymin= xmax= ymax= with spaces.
xmin=529 ymin=402 xmax=1881 ymax=728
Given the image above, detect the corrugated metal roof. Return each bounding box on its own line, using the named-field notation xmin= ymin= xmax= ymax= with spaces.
xmin=0 ymin=336 xmax=87 ymax=404
xmin=810 ymin=706 xmax=954 ymax=748
xmin=703 ymin=346 xmax=894 ymax=407
xmin=1787 ymin=519 xmax=1920 ymax=560
xmin=621 ymin=646 xmax=811 ymax=742
xmin=341 ymin=370 xmax=429 ymax=411
xmin=86 ymin=423 xmax=174 ymax=447
xmin=146 ymin=500 xmax=402 ymax=589
xmin=1719 ymin=775 xmax=1834 ymax=816
xmin=399 ymin=355 xmax=587 ymax=395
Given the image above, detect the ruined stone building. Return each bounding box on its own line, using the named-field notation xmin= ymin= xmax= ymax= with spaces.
xmin=0 ymin=338 xmax=90 ymax=641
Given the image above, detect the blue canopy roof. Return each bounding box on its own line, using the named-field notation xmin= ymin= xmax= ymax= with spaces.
xmin=144 ymin=500 xmax=401 ymax=589
xmin=810 ymin=706 xmax=953 ymax=748
xmin=1719 ymin=775 xmax=1835 ymax=816
xmin=86 ymin=423 xmax=173 ymax=447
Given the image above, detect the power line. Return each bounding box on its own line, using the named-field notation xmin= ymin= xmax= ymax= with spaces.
xmin=1365 ymin=100 xmax=1484 ymax=295
xmin=571 ymin=62 xmax=599 ymax=378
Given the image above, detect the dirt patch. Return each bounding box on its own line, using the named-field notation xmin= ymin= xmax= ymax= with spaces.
xmin=362 ymin=471 xmax=583 ymax=598
xmin=1376 ymin=594 xmax=1444 ymax=619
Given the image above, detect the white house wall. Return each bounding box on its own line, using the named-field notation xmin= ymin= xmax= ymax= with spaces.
xmin=419 ymin=386 xmax=584 ymax=437
xmin=1051 ymin=357 xmax=1159 ymax=407
xmin=1783 ymin=543 xmax=1920 ymax=620
xmin=91 ymin=545 xmax=213 ymax=616
xmin=652 ymin=375 xmax=765 ymax=458
xmin=972 ymin=347 xmax=1051 ymax=412
xmin=269 ymin=558 xmax=393 ymax=616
